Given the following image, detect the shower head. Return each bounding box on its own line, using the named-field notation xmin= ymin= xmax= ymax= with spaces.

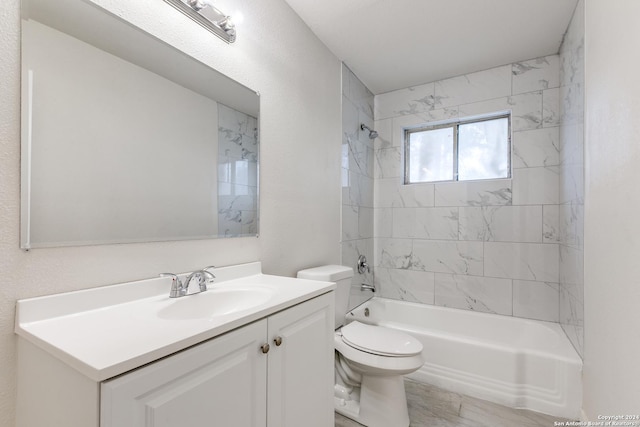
xmin=360 ymin=123 xmax=378 ymax=139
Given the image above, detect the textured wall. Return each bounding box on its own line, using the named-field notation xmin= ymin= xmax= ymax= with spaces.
xmin=559 ymin=0 xmax=585 ymax=359
xmin=583 ymin=0 xmax=640 ymax=416
xmin=373 ymin=57 xmax=563 ymax=322
xmin=0 ymin=0 xmax=341 ymax=425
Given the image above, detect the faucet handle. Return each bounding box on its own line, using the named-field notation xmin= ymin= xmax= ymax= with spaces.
xmin=160 ymin=273 xmax=184 ymax=298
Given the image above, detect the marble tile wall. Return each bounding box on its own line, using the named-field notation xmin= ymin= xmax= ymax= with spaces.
xmin=217 ymin=104 xmax=258 ymax=237
xmin=342 ymin=64 xmax=375 ymax=309
xmin=559 ymin=0 xmax=585 ymax=358
xmin=373 ymin=55 xmax=563 ymax=323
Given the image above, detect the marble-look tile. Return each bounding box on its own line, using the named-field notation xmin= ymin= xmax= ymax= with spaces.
xmin=375 ymin=146 xmax=402 ymax=179
xmin=559 ymin=202 xmax=583 ymax=247
xmin=561 ymin=323 xmax=584 ymax=359
xmin=374 ymin=267 xmax=435 ymax=304
xmin=434 ymin=65 xmax=512 ymax=109
xmin=435 ymin=274 xmax=512 ymax=315
xmin=513 ymin=280 xmax=560 ymax=322
xmin=412 ymin=240 xmax=484 ymax=275
xmin=346 ymin=135 xmax=373 ymax=179
xmin=512 ymin=55 xmax=560 ymax=94
xmin=375 ymin=82 xmax=435 ymax=120
xmin=379 ymin=108 xmax=461 ymax=158
xmin=392 ymin=108 xmax=460 ymax=145
xmin=341 ymin=204 xmax=358 ymax=241
xmin=375 ymin=237 xmax=414 ymax=269
xmin=557 ymin=4 xmax=583 ymax=354
xmin=435 ymin=180 xmax=512 ymax=207
xmin=542 ymin=88 xmax=561 ymax=127
xmin=484 ymin=242 xmax=559 ymax=282
xmin=342 ymin=238 xmax=374 ymax=291
xmin=559 ymin=244 xmax=584 ymax=288
xmin=512 ymin=167 xmax=559 ymax=205
xmin=218 ymin=185 xmax=257 ymax=211
xmin=560 ymin=280 xmax=584 ymax=330
xmin=374 ymin=207 xmax=393 ymax=238
xmin=459 ymin=205 xmax=542 ymax=243
xmin=512 ymin=127 xmax=560 ymax=168
xmin=458 ymin=91 xmax=543 ymax=132
xmin=559 ymin=163 xmax=584 ymax=206
xmin=559 ymin=123 xmax=584 ymax=167
xmin=218 ymin=104 xmax=258 ymax=161
xmin=347 ymin=67 xmax=374 ymax=119
xmin=542 ymin=205 xmax=561 ymax=243
xmin=393 ymin=207 xmax=459 ymax=240
xmin=347 ymin=171 xmax=374 ymax=208
xmin=218 ymin=208 xmax=256 ymax=237
xmin=375 ymin=179 xmax=434 ymax=208
xmin=373 ymin=118 xmax=393 ymax=149
xmin=342 ymin=95 xmax=359 ymax=144
xmin=358 ymin=207 xmax=374 ymax=239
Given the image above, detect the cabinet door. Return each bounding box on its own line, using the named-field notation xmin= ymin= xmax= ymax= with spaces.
xmin=101 ymin=320 xmax=268 ymax=427
xmin=267 ymin=292 xmax=334 ymax=427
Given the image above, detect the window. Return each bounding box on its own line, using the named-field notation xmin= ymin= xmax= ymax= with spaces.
xmin=404 ymin=114 xmax=511 ymax=184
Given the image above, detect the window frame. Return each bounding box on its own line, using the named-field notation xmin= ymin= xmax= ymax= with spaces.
xmin=403 ymin=113 xmax=512 ymax=184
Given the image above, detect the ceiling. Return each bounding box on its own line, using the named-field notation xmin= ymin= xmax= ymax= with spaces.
xmin=283 ymin=0 xmax=579 ymax=94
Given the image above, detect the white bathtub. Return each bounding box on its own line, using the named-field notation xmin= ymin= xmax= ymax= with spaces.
xmin=346 ymin=297 xmax=582 ymax=419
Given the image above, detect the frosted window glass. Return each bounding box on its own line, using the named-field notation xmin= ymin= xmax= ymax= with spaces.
xmin=458 ymin=118 xmax=509 ymax=180
xmin=408 ymin=127 xmax=454 ymax=183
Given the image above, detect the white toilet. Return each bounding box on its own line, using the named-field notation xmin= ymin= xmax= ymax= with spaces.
xmin=297 ymin=265 xmax=424 ymax=427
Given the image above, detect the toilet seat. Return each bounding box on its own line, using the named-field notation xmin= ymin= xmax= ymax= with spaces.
xmin=340 ymin=321 xmax=422 ymax=357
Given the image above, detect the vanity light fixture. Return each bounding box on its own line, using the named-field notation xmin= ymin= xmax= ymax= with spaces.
xmin=164 ymin=0 xmax=236 ymax=43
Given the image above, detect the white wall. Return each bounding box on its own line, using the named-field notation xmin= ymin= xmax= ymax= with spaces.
xmin=0 ymin=0 xmax=341 ymax=424
xmin=583 ymin=0 xmax=640 ymax=416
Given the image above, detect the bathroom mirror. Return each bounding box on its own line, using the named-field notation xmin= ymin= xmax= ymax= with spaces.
xmin=20 ymin=0 xmax=259 ymax=249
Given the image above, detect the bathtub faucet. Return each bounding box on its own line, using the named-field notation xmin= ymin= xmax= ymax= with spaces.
xmin=361 ymin=283 xmax=376 ymax=292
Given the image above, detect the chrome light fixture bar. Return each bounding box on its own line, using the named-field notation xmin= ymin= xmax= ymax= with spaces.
xmin=163 ymin=0 xmax=236 ymax=43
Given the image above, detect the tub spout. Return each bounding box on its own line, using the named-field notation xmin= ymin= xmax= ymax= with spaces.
xmin=361 ymin=283 xmax=376 ymax=292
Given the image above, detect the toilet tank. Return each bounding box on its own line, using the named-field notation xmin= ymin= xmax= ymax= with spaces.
xmin=297 ymin=265 xmax=354 ymax=328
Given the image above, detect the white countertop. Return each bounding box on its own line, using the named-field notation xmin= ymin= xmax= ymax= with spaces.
xmin=15 ymin=262 xmax=335 ymax=382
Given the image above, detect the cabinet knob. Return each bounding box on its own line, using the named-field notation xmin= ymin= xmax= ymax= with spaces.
xmin=260 ymin=343 xmax=270 ymax=354
xmin=274 ymin=336 xmax=283 ymax=346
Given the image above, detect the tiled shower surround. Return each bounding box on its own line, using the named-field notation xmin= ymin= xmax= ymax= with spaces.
xmin=217 ymin=104 xmax=258 ymax=237
xmin=342 ymin=24 xmax=584 ymax=353
xmin=342 ymin=65 xmax=375 ymax=308
xmin=559 ymin=0 xmax=585 ymax=358
xmin=371 ymin=57 xmax=565 ymax=324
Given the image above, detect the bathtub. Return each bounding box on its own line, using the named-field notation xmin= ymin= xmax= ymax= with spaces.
xmin=346 ymin=297 xmax=582 ymax=419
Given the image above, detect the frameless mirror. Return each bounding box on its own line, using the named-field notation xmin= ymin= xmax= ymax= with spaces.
xmin=20 ymin=0 xmax=259 ymax=249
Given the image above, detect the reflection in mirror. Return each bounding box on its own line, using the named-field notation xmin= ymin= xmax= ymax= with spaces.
xmin=20 ymin=0 xmax=259 ymax=249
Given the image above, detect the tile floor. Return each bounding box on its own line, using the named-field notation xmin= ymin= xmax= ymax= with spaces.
xmin=335 ymin=379 xmax=562 ymax=427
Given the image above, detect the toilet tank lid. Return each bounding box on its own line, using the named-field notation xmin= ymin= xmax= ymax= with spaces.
xmin=297 ymin=265 xmax=354 ymax=281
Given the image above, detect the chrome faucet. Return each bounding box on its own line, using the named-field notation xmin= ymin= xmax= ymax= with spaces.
xmin=357 ymin=255 xmax=371 ymax=274
xmin=160 ymin=266 xmax=216 ymax=298
xmin=361 ymin=283 xmax=376 ymax=292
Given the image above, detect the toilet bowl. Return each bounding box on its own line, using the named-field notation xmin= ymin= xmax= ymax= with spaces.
xmin=297 ymin=265 xmax=424 ymax=427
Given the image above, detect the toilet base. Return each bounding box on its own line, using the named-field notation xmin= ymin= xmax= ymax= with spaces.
xmin=334 ymin=374 xmax=410 ymax=427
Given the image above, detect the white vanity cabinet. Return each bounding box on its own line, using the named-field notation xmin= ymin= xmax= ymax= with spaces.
xmin=100 ymin=292 xmax=334 ymax=427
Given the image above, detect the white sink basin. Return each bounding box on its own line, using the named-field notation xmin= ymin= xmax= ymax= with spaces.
xmin=15 ymin=262 xmax=336 ymax=381
xmin=157 ymin=287 xmax=274 ymax=320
